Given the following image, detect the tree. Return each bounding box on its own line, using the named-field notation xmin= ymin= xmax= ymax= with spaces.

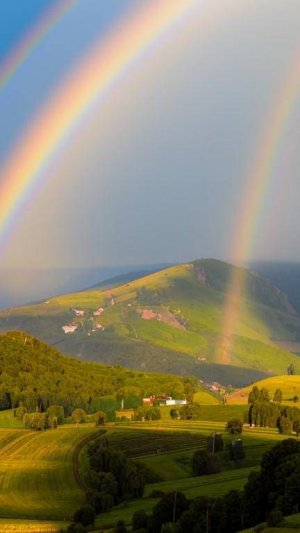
xmin=113 ymin=520 xmax=128 ymax=533
xmin=226 ymin=419 xmax=243 ymax=435
xmin=207 ymin=433 xmax=223 ymax=453
xmin=273 ymin=389 xmax=282 ymax=403
xmin=46 ymin=405 xmax=64 ymax=423
xmin=93 ymin=410 xmax=106 ymax=425
xmin=132 ymin=509 xmax=148 ymax=530
xmin=170 ymin=408 xmax=180 ymax=420
xmin=71 ymin=408 xmax=86 ymax=424
xmin=192 ymin=450 xmax=221 ymax=476
xmin=267 ymin=509 xmax=283 ymax=527
xmin=152 ymin=491 xmax=188 ymax=530
xmin=293 ymin=419 xmax=300 ymax=437
xmin=73 ymin=505 xmax=95 ymax=526
xmin=248 ymin=385 xmax=259 ymax=404
xmin=278 ymin=415 xmax=292 ymax=435
xmin=229 ymin=439 xmax=245 ymax=461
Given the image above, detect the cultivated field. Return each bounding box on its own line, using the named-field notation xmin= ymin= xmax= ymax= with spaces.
xmin=0 ymin=408 xmax=296 ymax=531
xmin=0 ymin=426 xmax=102 ymax=521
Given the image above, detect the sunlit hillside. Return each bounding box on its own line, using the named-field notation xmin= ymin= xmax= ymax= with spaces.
xmin=226 ymin=375 xmax=300 ymax=405
xmin=0 ymin=259 xmax=300 ymax=386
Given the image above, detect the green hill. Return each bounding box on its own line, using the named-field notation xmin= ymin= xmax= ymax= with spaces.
xmin=1 ymin=259 xmax=300 ymax=386
xmin=227 ymin=375 xmax=300 ymax=405
xmin=0 ymin=331 xmax=200 ymax=414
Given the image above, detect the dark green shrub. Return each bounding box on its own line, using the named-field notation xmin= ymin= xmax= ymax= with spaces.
xmin=73 ymin=504 xmax=95 ymax=526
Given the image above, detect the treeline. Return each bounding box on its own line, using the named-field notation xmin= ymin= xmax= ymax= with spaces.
xmin=248 ymin=385 xmax=300 ymax=434
xmin=0 ymin=331 xmax=195 ymax=416
xmin=74 ymin=438 xmax=300 ymax=531
xmin=120 ymin=438 xmax=299 ymax=532
xmin=78 ymin=435 xmax=146 ymax=520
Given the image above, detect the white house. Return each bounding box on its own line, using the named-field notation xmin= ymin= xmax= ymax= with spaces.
xmin=62 ymin=324 xmax=78 ymax=334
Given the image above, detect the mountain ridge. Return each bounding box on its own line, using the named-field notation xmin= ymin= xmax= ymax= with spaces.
xmin=0 ymin=258 xmax=299 ymax=386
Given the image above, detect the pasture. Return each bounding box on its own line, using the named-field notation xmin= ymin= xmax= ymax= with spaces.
xmin=0 ymin=413 xmax=292 ymax=531
xmin=0 ymin=426 xmax=102 ymax=521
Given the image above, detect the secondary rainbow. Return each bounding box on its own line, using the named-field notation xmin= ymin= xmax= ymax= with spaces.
xmin=0 ymin=0 xmax=221 ymax=252
xmin=0 ymin=0 xmax=76 ymax=90
xmin=217 ymin=48 xmax=300 ymax=363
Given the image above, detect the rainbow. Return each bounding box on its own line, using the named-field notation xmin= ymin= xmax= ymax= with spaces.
xmin=0 ymin=0 xmax=220 ymax=254
xmin=217 ymin=48 xmax=300 ymax=363
xmin=0 ymin=0 xmax=76 ymax=90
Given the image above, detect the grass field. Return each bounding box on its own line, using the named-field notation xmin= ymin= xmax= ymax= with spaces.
xmin=0 ymin=416 xmax=292 ymax=531
xmin=0 ymin=410 xmax=24 ymax=429
xmin=0 ymin=426 xmax=102 ymax=521
xmin=0 ymin=519 xmax=69 ymax=532
xmin=227 ymin=375 xmax=300 ymax=405
xmin=91 ymin=420 xmax=286 ymax=529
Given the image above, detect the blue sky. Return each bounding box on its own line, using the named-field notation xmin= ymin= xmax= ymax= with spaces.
xmin=1 ymin=0 xmax=300 ymax=269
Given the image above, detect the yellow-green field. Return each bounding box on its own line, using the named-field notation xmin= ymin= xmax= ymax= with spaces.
xmin=227 ymin=375 xmax=300 ymax=405
xmin=0 ymin=519 xmax=69 ymax=532
xmin=0 ymin=426 xmax=101 ymax=521
xmin=0 ymin=415 xmax=295 ymax=531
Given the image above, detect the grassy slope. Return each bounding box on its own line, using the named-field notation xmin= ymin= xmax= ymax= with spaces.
xmin=227 ymin=375 xmax=300 ymax=405
xmin=1 ymin=259 xmax=300 ymax=381
xmin=0 ymin=426 xmax=100 ymax=520
xmin=94 ymin=420 xmax=287 ymax=530
xmin=0 ymin=330 xmax=204 ymax=409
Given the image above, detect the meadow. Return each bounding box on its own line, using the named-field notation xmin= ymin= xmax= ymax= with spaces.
xmin=0 ymin=375 xmax=298 ymax=532
xmin=0 ymin=425 xmax=103 ymax=521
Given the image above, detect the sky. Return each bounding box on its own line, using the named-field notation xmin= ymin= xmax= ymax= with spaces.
xmin=1 ymin=0 xmax=300 ymax=270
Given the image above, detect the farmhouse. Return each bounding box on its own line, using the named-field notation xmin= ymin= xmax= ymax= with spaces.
xmin=62 ymin=324 xmax=78 ymax=334
xmin=143 ymin=395 xmax=187 ymax=406
xmin=93 ymin=307 xmax=104 ymax=316
xmin=72 ymin=308 xmax=84 ymax=317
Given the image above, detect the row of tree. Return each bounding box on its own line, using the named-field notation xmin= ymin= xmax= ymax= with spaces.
xmin=248 ymin=385 xmax=300 ymax=433
xmin=120 ymin=438 xmax=300 ymax=532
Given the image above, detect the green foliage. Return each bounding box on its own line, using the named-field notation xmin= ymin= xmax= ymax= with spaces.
xmin=73 ymin=504 xmax=95 ymax=526
xmin=24 ymin=412 xmax=57 ymax=430
xmin=134 ymin=406 xmax=161 ymax=421
xmin=132 ymin=509 xmax=148 ymax=530
xmin=226 ymin=419 xmax=243 ymax=435
xmin=71 ymin=408 xmax=86 ymax=424
xmin=243 ymin=438 xmax=300 ymax=527
xmin=46 ymin=405 xmax=64 ymax=424
xmin=273 ymin=388 xmax=283 ymax=403
xmin=207 ymin=432 xmax=224 ymax=453
xmin=86 ymin=437 xmax=146 ymax=508
xmin=229 ymin=439 xmax=245 ymax=461
xmin=152 ymin=491 xmax=188 ymax=530
xmin=113 ymin=520 xmax=128 ymax=533
xmin=192 ymin=449 xmax=221 ymax=476
xmin=267 ymin=508 xmax=284 ymax=527
xmin=0 ymin=331 xmax=189 ymax=418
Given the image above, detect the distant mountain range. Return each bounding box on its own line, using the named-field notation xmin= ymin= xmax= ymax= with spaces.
xmin=1 ymin=258 xmax=299 ymax=387
xmin=251 ymin=261 xmax=300 ymax=314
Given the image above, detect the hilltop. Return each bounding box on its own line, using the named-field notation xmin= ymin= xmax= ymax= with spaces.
xmin=1 ymin=259 xmax=300 ymax=386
